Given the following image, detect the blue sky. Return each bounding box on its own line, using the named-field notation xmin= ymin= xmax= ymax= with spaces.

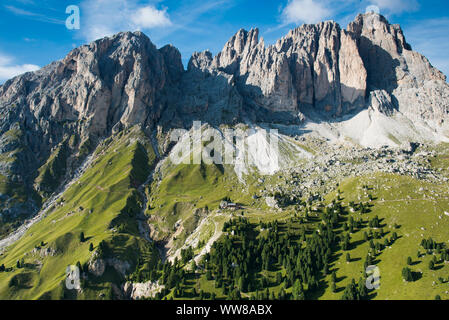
xmin=0 ymin=0 xmax=448 ymax=83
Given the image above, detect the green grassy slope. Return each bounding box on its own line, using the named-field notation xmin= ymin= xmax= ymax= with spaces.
xmin=1 ymin=133 xmax=448 ymax=300
xmin=34 ymin=139 xmax=70 ymax=198
xmin=320 ymin=173 xmax=449 ymax=300
xmin=163 ymin=172 xmax=449 ymax=300
xmin=0 ymin=127 xmax=157 ymax=300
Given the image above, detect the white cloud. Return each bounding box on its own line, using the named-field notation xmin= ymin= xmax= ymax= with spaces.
xmin=131 ymin=6 xmax=171 ymax=29
xmin=281 ymin=0 xmax=332 ymax=25
xmin=81 ymin=0 xmax=172 ymax=41
xmin=368 ymin=0 xmax=419 ymax=14
xmin=0 ymin=54 xmax=39 ymax=83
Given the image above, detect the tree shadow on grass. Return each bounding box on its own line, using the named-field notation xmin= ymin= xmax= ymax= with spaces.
xmin=412 ymin=272 xmax=423 ymax=282
xmin=366 ymin=291 xmax=378 ymax=300
xmin=350 ymin=240 xmax=365 ymax=250
xmin=330 ymin=252 xmax=342 ymax=264
xmin=335 ymin=286 xmax=345 ymax=293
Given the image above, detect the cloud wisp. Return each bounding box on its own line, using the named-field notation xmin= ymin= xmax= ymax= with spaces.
xmin=0 ymin=53 xmax=40 ymax=83
xmin=80 ymin=0 xmax=172 ymax=41
xmin=368 ymin=0 xmax=419 ymax=15
xmin=4 ymin=4 xmax=65 ymax=25
xmin=281 ymin=0 xmax=331 ymax=25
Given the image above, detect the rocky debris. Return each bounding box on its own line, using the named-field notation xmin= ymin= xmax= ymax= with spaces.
xmin=369 ymin=90 xmax=396 ymax=116
xmin=261 ymin=138 xmax=448 ymax=201
xmin=123 ymin=281 xmax=165 ymax=300
xmin=265 ymin=197 xmax=279 ymax=209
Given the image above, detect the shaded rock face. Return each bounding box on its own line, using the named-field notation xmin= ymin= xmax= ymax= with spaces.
xmin=0 ymin=31 xmax=182 ymax=193
xmin=348 ymin=13 xmax=449 ymax=129
xmin=0 ymin=31 xmax=179 ymax=147
xmin=192 ymin=22 xmax=368 ymax=120
xmin=188 ymin=12 xmax=447 ymax=126
xmin=0 ymin=13 xmax=448 ymax=209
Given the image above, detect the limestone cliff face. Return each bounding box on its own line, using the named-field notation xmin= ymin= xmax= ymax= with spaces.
xmin=0 ymin=31 xmax=180 ymax=143
xmin=191 ymin=21 xmax=368 ymax=119
xmin=187 ymin=12 xmax=447 ymax=126
xmin=348 ymin=13 xmax=449 ymax=128
xmin=0 ymin=31 xmax=181 ymax=200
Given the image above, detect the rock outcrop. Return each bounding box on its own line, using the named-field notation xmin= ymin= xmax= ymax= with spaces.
xmin=0 ymin=31 xmax=182 ymax=206
xmin=190 ymin=21 xmax=368 ymax=120
xmin=123 ymin=281 xmax=165 ymax=300
xmin=348 ymin=13 xmax=449 ymax=130
xmin=88 ymin=255 xmax=131 ymax=278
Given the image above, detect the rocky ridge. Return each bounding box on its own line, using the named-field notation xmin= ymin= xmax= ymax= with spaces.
xmin=0 ymin=12 xmax=448 ymax=221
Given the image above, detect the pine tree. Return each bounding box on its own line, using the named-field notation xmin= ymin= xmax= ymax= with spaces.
xmin=402 ymin=267 xmax=414 ymax=282
xmin=331 ymin=271 xmax=337 ymax=283
xmin=341 ymin=279 xmax=360 ymax=300
xmin=331 ymin=281 xmax=337 ymax=293
xmin=292 ymin=280 xmax=305 ymax=300
xmin=206 ymin=270 xmax=212 ymax=281
xmin=358 ymin=278 xmax=367 ymax=299
xmin=407 ymin=257 xmax=413 ymax=265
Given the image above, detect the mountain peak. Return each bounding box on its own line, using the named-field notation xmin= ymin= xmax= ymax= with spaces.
xmin=0 ymin=16 xmax=448 ymax=193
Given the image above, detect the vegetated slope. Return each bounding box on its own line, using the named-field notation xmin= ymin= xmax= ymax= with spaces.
xmin=149 ymin=145 xmax=449 ymax=301
xmin=156 ymin=173 xmax=449 ymax=301
xmin=320 ymin=172 xmax=449 ymax=300
xmin=0 ymin=134 xmax=448 ymax=300
xmin=0 ymin=126 xmax=157 ymax=299
xmin=1 ymin=11 xmax=448 ymax=247
xmin=0 ymin=126 xmax=41 ymax=239
xmin=146 ymin=123 xmax=312 ymax=256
